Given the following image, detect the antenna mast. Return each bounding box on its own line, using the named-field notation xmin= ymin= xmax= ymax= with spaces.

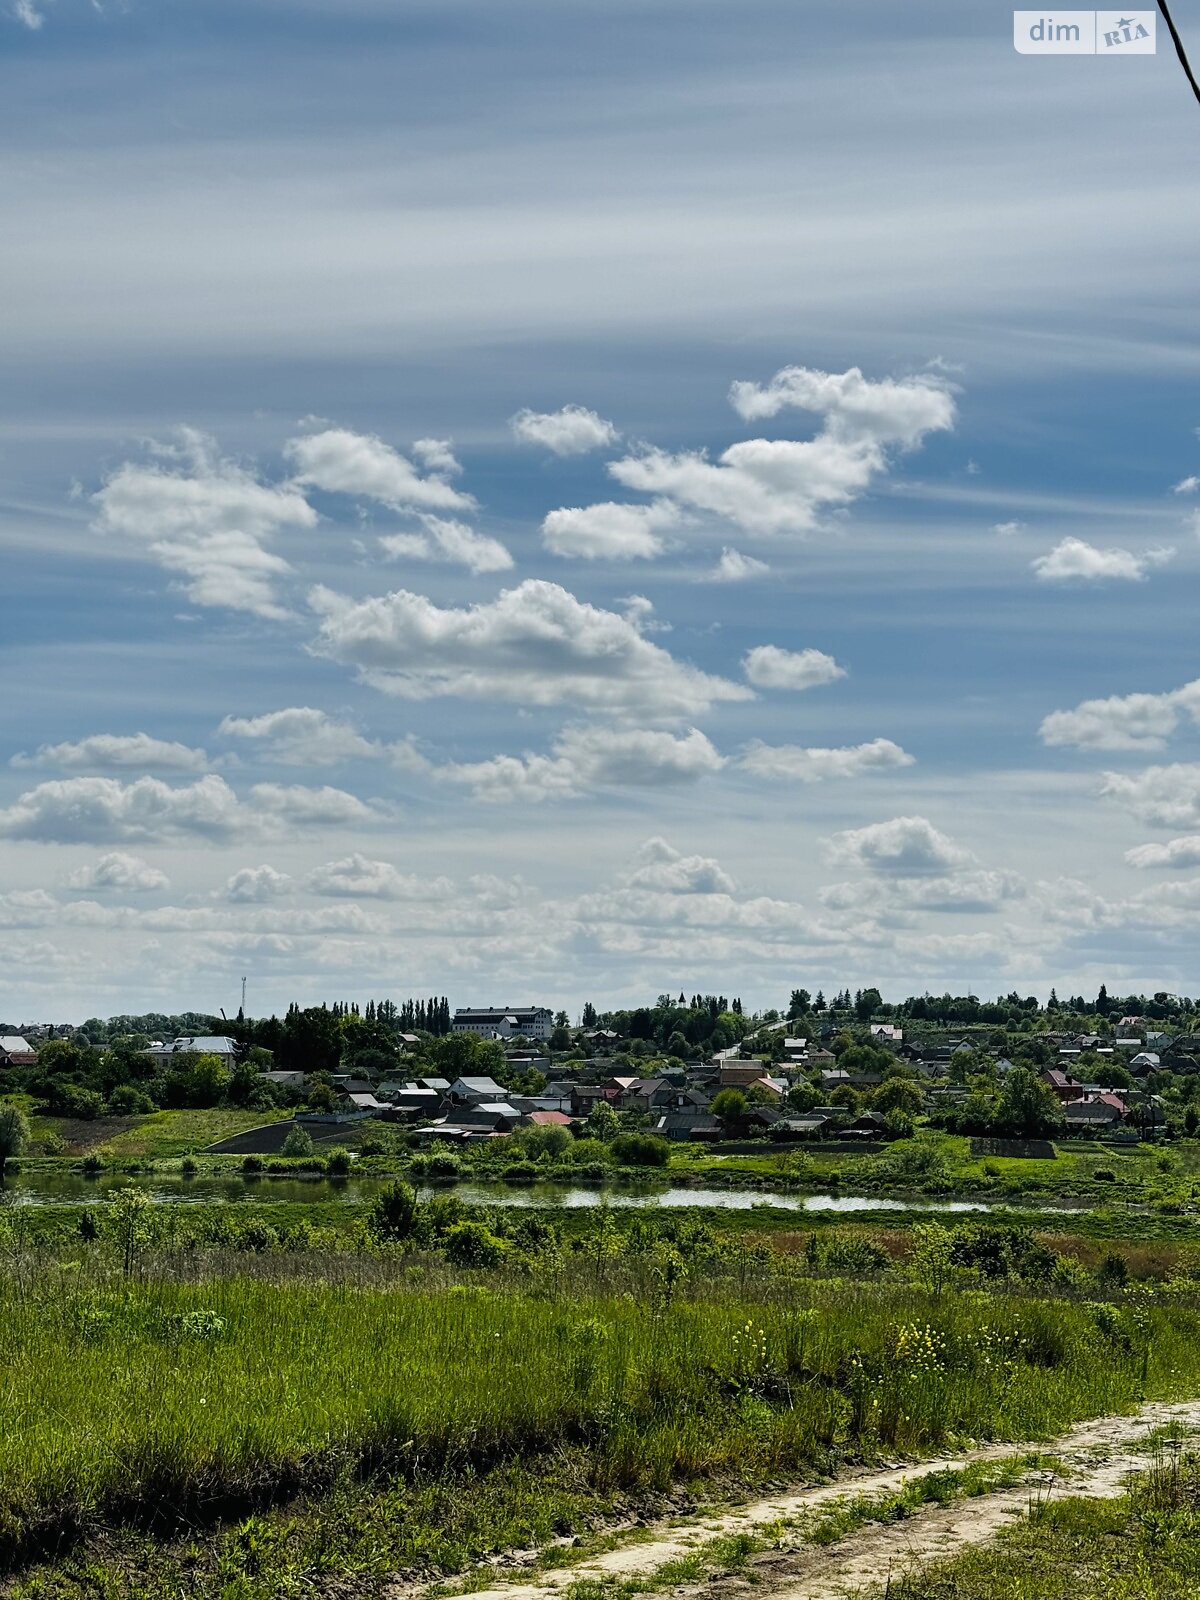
xmin=241 ymin=975 xmax=247 ymax=1014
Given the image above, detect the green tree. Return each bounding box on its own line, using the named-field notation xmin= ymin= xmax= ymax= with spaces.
xmin=366 ymin=1180 xmax=421 ymax=1243
xmin=993 ymin=1068 xmax=1064 ymax=1139
xmin=107 ymin=1186 xmax=153 ymax=1275
xmin=910 ymin=1221 xmax=955 ymax=1301
xmin=0 ymin=1102 xmax=29 ymax=1187
xmin=711 ymin=1088 xmax=749 ymax=1136
xmin=871 ymin=1077 xmax=924 ymax=1116
xmin=587 ymin=1100 xmax=621 ymax=1142
xmin=281 ymin=1124 xmax=315 ymax=1157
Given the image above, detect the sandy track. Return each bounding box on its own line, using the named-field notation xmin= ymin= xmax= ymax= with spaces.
xmin=397 ymin=1399 xmax=1200 ymax=1600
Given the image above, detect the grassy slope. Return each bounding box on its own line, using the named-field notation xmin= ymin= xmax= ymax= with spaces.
xmin=29 ymin=1108 xmax=291 ymax=1158
xmin=3 ymin=1266 xmax=1200 ymax=1571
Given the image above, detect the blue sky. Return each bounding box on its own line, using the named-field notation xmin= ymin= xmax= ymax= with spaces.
xmin=2 ymin=0 xmax=1199 ymax=1021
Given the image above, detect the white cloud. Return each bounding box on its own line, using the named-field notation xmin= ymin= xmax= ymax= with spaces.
xmin=1031 ymin=537 xmax=1174 ymax=582
xmin=1039 ymin=680 xmax=1200 ymax=751
xmin=603 ymin=365 xmax=953 ymax=539
xmin=708 ymin=547 xmax=769 ymax=582
xmin=541 ymin=499 xmax=680 ymax=560
xmin=218 ymin=707 xmax=383 ymax=766
xmin=1100 ymin=764 xmax=1200 ymax=829
xmin=742 ymin=644 xmax=845 ymax=691
xmin=0 ymin=775 xmax=244 ymax=843
xmin=307 ymin=852 xmax=440 ymax=899
xmin=992 ymin=520 xmax=1023 ymax=536
xmin=13 ymin=0 xmax=43 ymax=28
xmin=820 ymin=869 xmax=1022 ymax=914
xmin=825 ymin=815 xmax=975 ymax=877
xmin=379 ymin=514 xmax=513 ymax=574
xmin=627 ymin=837 xmax=737 ymax=896
xmin=225 ymin=865 xmax=293 ymax=902
xmin=92 ymin=429 xmax=316 ymax=619
xmin=1172 ymin=476 xmax=1199 ymax=495
xmin=510 ymin=405 xmax=618 ymax=456
xmin=65 ymin=852 xmax=170 ymax=893
xmin=248 ymin=783 xmax=378 ymax=826
xmin=728 ymin=364 xmax=955 ymax=445
xmin=411 ymin=438 xmax=463 ymax=475
xmin=308 ymin=578 xmax=752 ymax=720
xmin=440 ymin=724 xmax=725 ymax=803
xmin=1126 ymin=836 xmax=1200 ymax=869
xmin=12 ymin=733 xmax=210 ymax=772
xmin=740 ymin=737 xmax=915 ymax=782
xmin=286 ymin=427 xmax=473 ymax=513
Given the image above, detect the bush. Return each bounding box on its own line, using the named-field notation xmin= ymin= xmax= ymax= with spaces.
xmin=281 ymin=1125 xmax=315 ymax=1158
xmin=427 ymin=1152 xmax=462 ymax=1182
xmin=366 ymin=1180 xmax=421 ymax=1244
xmin=325 ymin=1147 xmax=352 ymax=1177
xmin=611 ymin=1133 xmax=670 ymax=1168
xmin=502 ymin=1162 xmax=540 ymax=1185
xmin=180 ymin=1156 xmax=198 ymax=1177
xmin=443 ymin=1220 xmax=507 ymax=1268
xmin=1097 ymin=1251 xmax=1130 ymax=1288
xmin=1093 ymin=1167 xmax=1116 ymax=1182
xmin=80 ymin=1153 xmax=104 ymax=1177
xmin=242 ymin=1155 xmax=264 ymax=1175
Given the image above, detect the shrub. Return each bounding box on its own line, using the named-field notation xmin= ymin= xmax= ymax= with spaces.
xmin=502 ymin=1162 xmax=540 ymax=1185
xmin=80 ymin=1153 xmax=104 ymax=1177
xmin=325 ymin=1147 xmax=352 ymax=1177
xmin=366 ymin=1181 xmax=421 ymax=1244
xmin=281 ymin=1125 xmax=315 ymax=1158
xmin=1097 ymin=1251 xmax=1130 ymax=1289
xmin=611 ymin=1133 xmax=670 ymax=1168
xmin=180 ymin=1156 xmax=198 ymax=1178
xmin=443 ymin=1220 xmax=507 ymax=1268
xmin=427 ymin=1152 xmax=462 ymax=1182
xmin=1093 ymin=1167 xmax=1116 ymax=1182
xmin=242 ymin=1155 xmax=264 ymax=1175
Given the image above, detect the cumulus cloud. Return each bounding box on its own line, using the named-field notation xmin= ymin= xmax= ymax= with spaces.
xmin=92 ymin=429 xmax=316 ymax=619
xmin=603 ymin=365 xmax=954 ymax=538
xmin=742 ymin=644 xmax=845 ymax=691
xmin=992 ymin=521 xmax=1023 ymax=536
xmin=65 ymin=852 xmax=170 ymax=893
xmin=740 ymin=738 xmax=914 ymax=782
xmin=1126 ymin=836 xmax=1200 ymax=869
xmin=1032 ymin=538 xmax=1174 ymax=582
xmin=541 ymin=499 xmax=680 ymax=561
xmin=627 ymin=837 xmax=737 ymax=896
xmin=12 ymin=733 xmax=210 ymax=772
xmin=307 ymin=578 xmax=752 ymax=720
xmin=218 ymin=707 xmax=383 ymax=766
xmin=248 ymin=783 xmax=378 ymax=826
xmin=1039 ymin=680 xmax=1200 ymax=751
xmin=707 ymin=547 xmax=769 ymax=582
xmin=728 ymin=364 xmax=955 ymax=442
xmin=1100 ymin=764 xmax=1200 ymax=828
xmin=825 ymin=815 xmax=975 ymax=876
xmin=285 ymin=427 xmax=474 ymax=513
xmin=379 ymin=514 xmax=513 ymax=574
xmin=307 ymin=852 xmax=439 ymax=899
xmin=820 ymin=869 xmax=1023 ymax=914
xmin=439 ymin=725 xmax=725 ymax=803
xmin=510 ymin=405 xmax=618 ymax=456
xmin=0 ymin=775 xmax=244 ymax=843
xmin=1172 ymin=476 xmax=1199 ymax=495
xmin=411 ymin=438 xmax=463 ymax=475
xmin=225 ymin=865 xmax=293 ymax=902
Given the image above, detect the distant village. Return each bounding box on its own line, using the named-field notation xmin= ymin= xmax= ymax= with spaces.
xmin=6 ymin=993 xmax=1190 ymax=1153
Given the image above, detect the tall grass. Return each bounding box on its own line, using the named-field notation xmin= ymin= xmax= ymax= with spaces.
xmin=2 ymin=1259 xmax=1199 ymax=1569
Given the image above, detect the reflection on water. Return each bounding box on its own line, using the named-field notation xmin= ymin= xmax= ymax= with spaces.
xmin=1 ymin=1169 xmax=1009 ymax=1214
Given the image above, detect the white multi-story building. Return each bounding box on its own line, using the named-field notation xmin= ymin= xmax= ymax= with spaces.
xmin=452 ymin=1006 xmax=553 ymax=1041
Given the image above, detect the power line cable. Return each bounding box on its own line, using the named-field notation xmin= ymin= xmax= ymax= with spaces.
xmin=1157 ymin=0 xmax=1200 ymax=105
